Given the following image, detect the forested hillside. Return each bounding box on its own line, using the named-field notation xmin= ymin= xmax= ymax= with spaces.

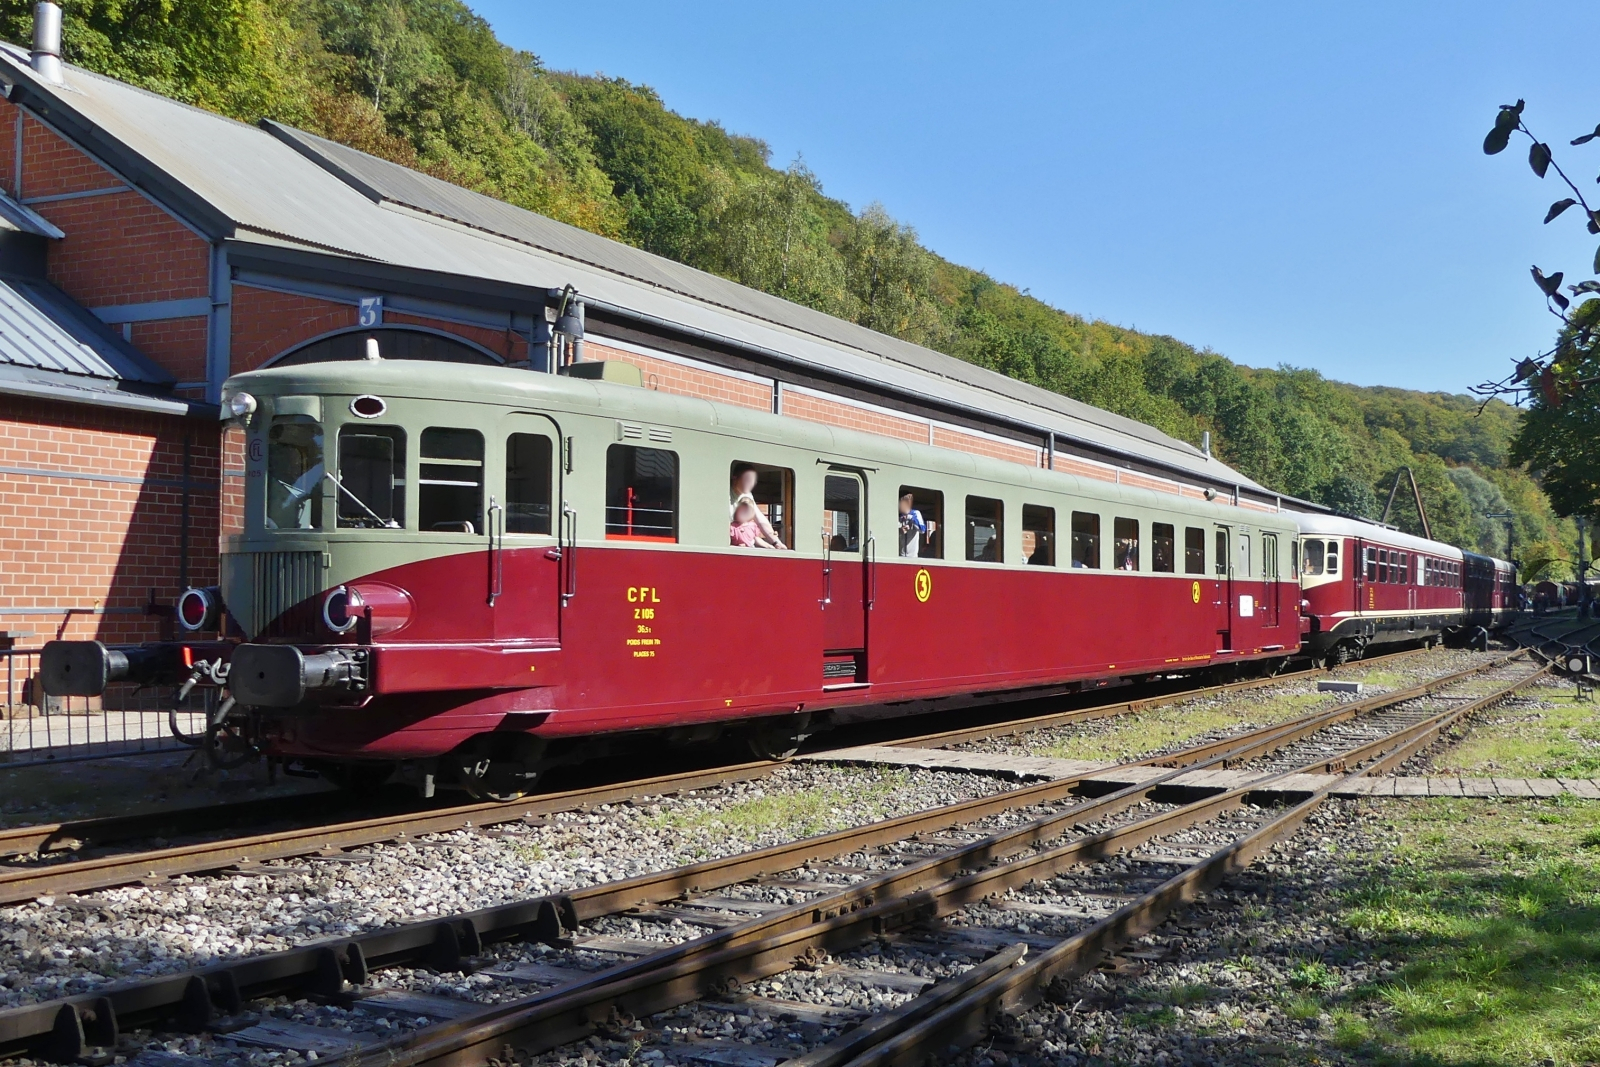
xmin=1 ymin=0 xmax=1579 ymax=574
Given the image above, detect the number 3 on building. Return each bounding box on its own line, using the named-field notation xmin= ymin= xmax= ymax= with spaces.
xmin=915 ymin=569 xmax=932 ymax=603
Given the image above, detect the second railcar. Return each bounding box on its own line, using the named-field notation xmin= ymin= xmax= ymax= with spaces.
xmin=1296 ymin=513 xmax=1469 ymax=662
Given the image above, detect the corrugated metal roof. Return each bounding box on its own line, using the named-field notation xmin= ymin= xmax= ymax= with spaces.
xmin=0 ymin=274 xmax=171 ymax=382
xmin=0 ymin=48 xmax=1267 ymax=490
xmin=261 ymin=122 xmax=1212 ymax=466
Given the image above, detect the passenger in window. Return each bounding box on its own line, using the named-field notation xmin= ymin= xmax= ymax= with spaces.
xmin=1116 ymin=538 xmax=1138 ymax=570
xmin=730 ymin=496 xmax=782 ymax=549
xmin=898 ymin=493 xmax=936 ymax=558
xmin=729 ymin=466 xmax=787 ymax=549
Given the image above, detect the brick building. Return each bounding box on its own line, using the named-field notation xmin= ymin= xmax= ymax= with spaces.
xmin=0 ymin=37 xmax=1278 ymax=659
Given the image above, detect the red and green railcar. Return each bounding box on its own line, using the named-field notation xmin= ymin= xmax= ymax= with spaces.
xmin=43 ymin=359 xmax=1306 ymax=795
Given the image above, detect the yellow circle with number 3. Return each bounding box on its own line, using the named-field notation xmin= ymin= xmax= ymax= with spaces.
xmin=1191 ymin=580 xmax=1201 ymax=604
xmin=915 ymin=569 xmax=932 ymax=603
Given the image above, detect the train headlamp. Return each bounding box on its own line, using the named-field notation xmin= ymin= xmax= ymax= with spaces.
xmin=176 ymin=586 xmax=220 ymax=632
xmin=322 ymin=586 xmax=363 ymax=634
xmin=225 ymin=391 xmax=257 ymax=420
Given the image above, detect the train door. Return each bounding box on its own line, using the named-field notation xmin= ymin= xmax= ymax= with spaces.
xmin=821 ymin=470 xmax=870 ymax=684
xmin=1354 ymin=539 xmax=1369 ymax=615
xmin=490 ymin=413 xmax=566 ymax=644
xmin=1261 ymin=532 xmax=1281 ymax=628
xmin=1212 ymin=524 xmax=1234 ymax=651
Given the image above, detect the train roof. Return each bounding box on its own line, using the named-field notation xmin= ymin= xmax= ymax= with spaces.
xmin=230 ymin=359 xmax=1300 ymax=527
xmin=1291 ymin=511 xmax=1467 ymax=559
xmin=0 ymin=46 xmax=1272 ymax=498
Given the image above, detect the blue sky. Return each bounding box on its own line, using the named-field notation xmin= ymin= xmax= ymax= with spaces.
xmin=468 ymin=1 xmax=1598 ymax=395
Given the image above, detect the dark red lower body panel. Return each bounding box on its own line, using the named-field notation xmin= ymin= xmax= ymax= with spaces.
xmin=264 ymin=547 xmax=1302 ymax=759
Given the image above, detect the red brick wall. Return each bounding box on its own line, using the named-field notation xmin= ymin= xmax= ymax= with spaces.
xmin=782 ymin=389 xmax=929 ymax=445
xmin=35 ymin=190 xmax=210 ymax=307
xmin=587 ymin=341 xmax=772 ymax=411
xmin=231 ymin=286 xmax=356 ymax=372
xmin=130 ymin=317 xmax=209 ymax=384
xmin=932 ymin=426 xmax=1042 ymax=468
xmin=0 ymin=396 xmax=218 ymax=652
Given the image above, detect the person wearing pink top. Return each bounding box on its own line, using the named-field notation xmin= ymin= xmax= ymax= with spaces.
xmin=730 ymin=495 xmax=781 ymax=549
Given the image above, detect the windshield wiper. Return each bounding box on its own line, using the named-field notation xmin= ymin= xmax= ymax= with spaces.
xmin=325 ymin=470 xmax=400 ymax=528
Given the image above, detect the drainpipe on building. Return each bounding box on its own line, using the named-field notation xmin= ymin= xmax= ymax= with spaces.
xmin=30 ymin=2 xmax=64 ymax=85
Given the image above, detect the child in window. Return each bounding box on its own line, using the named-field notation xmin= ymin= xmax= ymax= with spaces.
xmin=731 ymin=495 xmax=781 ymax=549
xmin=898 ymin=493 xmax=934 ymax=558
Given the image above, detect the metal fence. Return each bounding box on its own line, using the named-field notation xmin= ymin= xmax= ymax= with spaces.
xmin=1 ymin=648 xmax=212 ymax=768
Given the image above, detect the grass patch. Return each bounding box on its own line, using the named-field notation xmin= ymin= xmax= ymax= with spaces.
xmin=1333 ymin=797 xmax=1600 ymax=1066
xmin=1437 ymin=681 xmax=1600 ymax=778
xmin=640 ymin=770 xmax=926 ymax=846
xmin=1288 ymin=958 xmax=1340 ymax=991
xmin=1028 ymin=692 xmax=1329 ymax=762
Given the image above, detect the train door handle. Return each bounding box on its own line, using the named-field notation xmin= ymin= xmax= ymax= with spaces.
xmin=820 ymin=528 xmax=832 ymax=607
xmin=486 ymin=497 xmax=503 ymax=607
xmin=561 ymin=503 xmax=578 ymax=606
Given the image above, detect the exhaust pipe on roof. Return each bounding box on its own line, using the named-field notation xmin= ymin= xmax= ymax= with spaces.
xmin=30 ymin=2 xmax=64 ymax=85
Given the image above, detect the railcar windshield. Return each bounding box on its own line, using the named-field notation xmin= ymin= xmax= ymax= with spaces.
xmin=1303 ymin=539 xmax=1324 ymax=575
xmin=266 ymin=415 xmax=323 ymax=530
xmin=336 ymin=426 xmax=405 ymax=528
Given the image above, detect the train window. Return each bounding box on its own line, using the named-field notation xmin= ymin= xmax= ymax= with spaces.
xmin=731 ymin=462 xmax=793 ymax=549
xmin=1325 ymin=540 xmax=1339 ymax=575
xmin=1289 ymin=538 xmax=1299 ymax=578
xmin=1303 ymin=539 xmax=1324 ymax=575
xmin=824 ymin=474 xmax=861 ymax=553
xmin=1264 ymin=534 xmax=1279 ymax=583
xmin=1071 ymin=512 xmax=1101 ymax=569
xmin=1114 ymin=517 xmax=1139 ymax=571
xmin=266 ymin=415 xmax=324 ymax=530
xmin=898 ymin=486 xmax=943 ymax=559
xmin=1377 ymin=550 xmax=1389 ymax=584
xmin=506 ymin=433 xmax=553 ymax=535
xmin=1185 ymin=527 xmax=1205 ymax=574
xmin=965 ymin=496 xmax=1004 ymax=562
xmin=420 ymin=428 xmax=484 ymax=533
xmin=1022 ymin=505 xmax=1055 ymax=566
xmin=605 ymin=445 xmax=678 ymax=541
xmin=1238 ymin=534 xmax=1252 ymax=578
xmin=1152 ymin=523 xmax=1175 ymax=573
xmin=1365 ymin=547 xmax=1378 ymax=582
xmin=1215 ymin=529 xmax=1228 ymax=576
xmin=1397 ymin=552 xmax=1409 ymax=584
xmin=336 ymin=426 xmax=405 ymax=529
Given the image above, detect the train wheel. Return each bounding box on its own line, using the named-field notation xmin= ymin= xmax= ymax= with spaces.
xmin=1331 ymin=642 xmax=1355 ymax=666
xmin=448 ymin=736 xmax=545 ymax=801
xmin=747 ymin=715 xmax=812 ymax=763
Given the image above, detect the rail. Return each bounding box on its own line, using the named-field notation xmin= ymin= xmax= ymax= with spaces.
xmin=0 ymin=652 xmax=1539 ymax=1064
xmin=0 ymin=645 xmax=1446 ymax=894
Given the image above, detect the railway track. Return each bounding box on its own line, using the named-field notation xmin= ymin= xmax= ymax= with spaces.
xmin=0 ymin=648 xmax=1437 ymax=904
xmin=0 ymin=651 xmax=1537 ymax=1065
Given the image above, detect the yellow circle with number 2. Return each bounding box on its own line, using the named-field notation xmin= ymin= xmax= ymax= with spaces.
xmin=1191 ymin=580 xmax=1202 ymax=604
xmin=915 ymin=568 xmax=933 ymax=603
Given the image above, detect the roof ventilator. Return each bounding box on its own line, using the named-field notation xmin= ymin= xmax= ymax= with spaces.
xmin=30 ymin=2 xmax=64 ymax=85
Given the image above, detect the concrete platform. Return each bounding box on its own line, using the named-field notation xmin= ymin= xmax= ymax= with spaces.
xmin=801 ymin=745 xmax=1600 ymax=800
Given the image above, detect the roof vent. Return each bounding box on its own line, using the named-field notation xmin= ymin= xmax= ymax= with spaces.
xmin=30 ymin=2 xmax=63 ymax=85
